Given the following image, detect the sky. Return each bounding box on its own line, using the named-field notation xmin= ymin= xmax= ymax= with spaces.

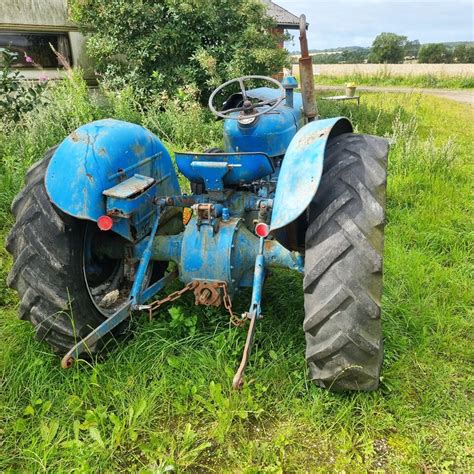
xmin=275 ymin=0 xmax=474 ymax=50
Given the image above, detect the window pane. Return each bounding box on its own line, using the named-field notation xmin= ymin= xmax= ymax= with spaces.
xmin=0 ymin=32 xmax=72 ymax=68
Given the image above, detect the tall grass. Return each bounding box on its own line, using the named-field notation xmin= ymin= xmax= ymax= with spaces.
xmin=0 ymin=74 xmax=473 ymax=471
xmin=0 ymin=74 xmax=223 ymax=224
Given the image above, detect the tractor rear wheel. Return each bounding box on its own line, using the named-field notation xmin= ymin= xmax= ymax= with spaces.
xmin=5 ymin=148 xmax=140 ymax=355
xmin=303 ymin=133 xmax=388 ymax=391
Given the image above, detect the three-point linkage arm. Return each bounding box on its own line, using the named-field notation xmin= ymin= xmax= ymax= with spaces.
xmin=60 ymin=210 xmax=166 ymax=369
xmin=232 ymin=237 xmax=266 ymax=389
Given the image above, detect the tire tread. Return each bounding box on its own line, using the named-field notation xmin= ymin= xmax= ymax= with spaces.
xmin=304 ymin=133 xmax=388 ymax=391
xmin=6 ymin=149 xmax=106 ymax=355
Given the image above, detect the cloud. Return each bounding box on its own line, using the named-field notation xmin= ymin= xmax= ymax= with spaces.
xmin=276 ymin=0 xmax=474 ymax=50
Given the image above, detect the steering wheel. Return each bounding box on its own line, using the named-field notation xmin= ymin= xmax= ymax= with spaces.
xmin=208 ymin=75 xmax=286 ymax=120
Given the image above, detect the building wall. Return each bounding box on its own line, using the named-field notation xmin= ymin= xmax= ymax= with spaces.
xmin=0 ymin=0 xmax=94 ymax=80
xmin=0 ymin=0 xmax=72 ymax=29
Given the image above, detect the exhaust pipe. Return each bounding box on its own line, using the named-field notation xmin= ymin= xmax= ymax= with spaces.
xmin=299 ymin=14 xmax=317 ymax=122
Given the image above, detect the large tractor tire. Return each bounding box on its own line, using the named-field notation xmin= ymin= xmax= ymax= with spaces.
xmin=5 ymin=148 xmax=140 ymax=355
xmin=303 ymin=133 xmax=388 ymax=391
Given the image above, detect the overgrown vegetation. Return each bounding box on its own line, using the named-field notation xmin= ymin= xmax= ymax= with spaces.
xmin=69 ymin=0 xmax=288 ymax=102
xmin=0 ymin=73 xmax=473 ymax=471
xmin=0 ymin=48 xmax=47 ymax=122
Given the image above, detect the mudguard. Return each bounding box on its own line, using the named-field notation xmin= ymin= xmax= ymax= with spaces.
xmin=45 ymin=119 xmax=180 ymax=223
xmin=270 ymin=117 xmax=353 ymax=231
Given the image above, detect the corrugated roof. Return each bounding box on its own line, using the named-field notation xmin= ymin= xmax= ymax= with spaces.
xmin=261 ymin=0 xmax=300 ymax=28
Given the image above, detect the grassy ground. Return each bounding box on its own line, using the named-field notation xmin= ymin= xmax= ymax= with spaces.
xmin=315 ymin=73 xmax=474 ymax=89
xmin=0 ymin=79 xmax=473 ymax=471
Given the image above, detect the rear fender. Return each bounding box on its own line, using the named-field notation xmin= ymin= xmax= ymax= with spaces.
xmin=45 ymin=119 xmax=180 ymax=239
xmin=270 ymin=117 xmax=352 ymax=232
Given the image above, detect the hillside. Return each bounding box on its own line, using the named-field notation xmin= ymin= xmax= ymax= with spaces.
xmin=290 ymin=41 xmax=474 ymax=55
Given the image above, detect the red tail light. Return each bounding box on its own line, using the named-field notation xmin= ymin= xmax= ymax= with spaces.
xmin=97 ymin=215 xmax=113 ymax=231
xmin=255 ymin=222 xmax=269 ymax=238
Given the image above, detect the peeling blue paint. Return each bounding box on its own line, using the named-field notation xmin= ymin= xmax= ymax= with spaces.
xmin=270 ymin=117 xmax=352 ymax=231
xmin=175 ymin=151 xmax=274 ymax=190
xmin=45 ymin=119 xmax=180 ymax=240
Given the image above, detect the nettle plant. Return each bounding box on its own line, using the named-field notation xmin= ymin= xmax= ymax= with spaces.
xmin=0 ymin=48 xmax=48 ymax=122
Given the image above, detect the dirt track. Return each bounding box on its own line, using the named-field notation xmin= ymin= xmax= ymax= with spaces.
xmin=315 ymin=85 xmax=474 ymax=105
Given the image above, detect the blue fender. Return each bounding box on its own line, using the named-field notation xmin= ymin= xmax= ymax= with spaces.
xmin=270 ymin=117 xmax=353 ymax=231
xmin=45 ymin=119 xmax=180 ymax=222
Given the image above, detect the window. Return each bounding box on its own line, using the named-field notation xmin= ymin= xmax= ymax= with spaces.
xmin=0 ymin=31 xmax=72 ymax=68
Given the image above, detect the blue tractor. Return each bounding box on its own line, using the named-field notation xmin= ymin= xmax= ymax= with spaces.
xmin=6 ymin=18 xmax=388 ymax=391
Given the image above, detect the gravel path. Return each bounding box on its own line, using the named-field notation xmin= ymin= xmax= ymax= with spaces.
xmin=315 ymin=85 xmax=474 ymax=105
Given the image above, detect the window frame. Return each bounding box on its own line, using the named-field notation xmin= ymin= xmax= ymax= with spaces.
xmin=0 ymin=30 xmax=72 ymax=69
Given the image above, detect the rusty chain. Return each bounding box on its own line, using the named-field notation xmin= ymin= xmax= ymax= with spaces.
xmin=216 ymin=281 xmax=248 ymax=327
xmin=147 ymin=280 xmax=198 ymax=321
xmin=147 ymin=280 xmax=248 ymax=327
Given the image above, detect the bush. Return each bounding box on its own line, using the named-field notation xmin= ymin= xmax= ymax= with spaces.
xmin=0 ymin=48 xmax=48 ymax=122
xmin=69 ymin=0 xmax=289 ymax=103
xmin=0 ymin=70 xmax=101 ymax=221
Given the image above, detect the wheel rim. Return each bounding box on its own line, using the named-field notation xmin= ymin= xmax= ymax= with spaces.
xmin=82 ymin=224 xmax=131 ymax=316
xmin=82 ymin=224 xmax=166 ymax=316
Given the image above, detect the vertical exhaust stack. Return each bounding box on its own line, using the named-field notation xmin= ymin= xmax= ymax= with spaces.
xmin=299 ymin=14 xmax=318 ymax=122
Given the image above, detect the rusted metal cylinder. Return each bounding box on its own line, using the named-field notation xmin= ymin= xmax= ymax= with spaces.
xmin=198 ymin=288 xmax=212 ymax=304
xmin=298 ymin=14 xmax=317 ymax=122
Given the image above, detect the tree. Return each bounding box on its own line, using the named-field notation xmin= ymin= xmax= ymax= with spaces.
xmin=369 ymin=32 xmax=407 ymax=63
xmin=341 ymin=49 xmax=369 ymax=64
xmin=405 ymin=40 xmax=421 ymax=58
xmin=69 ymin=0 xmax=289 ymax=102
xmin=453 ymin=44 xmax=474 ymax=63
xmin=418 ymin=44 xmax=453 ymax=63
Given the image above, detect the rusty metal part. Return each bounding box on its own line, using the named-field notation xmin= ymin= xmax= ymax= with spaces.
xmin=194 ymin=203 xmax=214 ymax=221
xmin=165 ymin=196 xmax=197 ymax=207
xmin=232 ymin=312 xmax=257 ymax=389
xmin=299 ymin=14 xmax=317 ymax=122
xmin=147 ymin=279 xmax=247 ymax=327
xmin=194 ymin=281 xmax=247 ymax=327
xmin=193 ymin=281 xmax=222 ymax=307
xmin=147 ymin=280 xmax=199 ymax=320
xmin=220 ymin=281 xmax=247 ymax=327
xmin=61 ymin=302 xmax=132 ymax=368
xmin=257 ymin=201 xmax=269 ymax=223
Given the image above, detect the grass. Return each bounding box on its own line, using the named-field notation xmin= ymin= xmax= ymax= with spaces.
xmin=1 ymin=76 xmax=473 ymax=471
xmin=315 ymin=72 xmax=474 ymax=89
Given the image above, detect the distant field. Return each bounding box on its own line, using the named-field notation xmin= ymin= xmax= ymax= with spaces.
xmin=292 ymin=63 xmax=474 ymax=77
xmin=291 ymin=63 xmax=474 ymax=89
